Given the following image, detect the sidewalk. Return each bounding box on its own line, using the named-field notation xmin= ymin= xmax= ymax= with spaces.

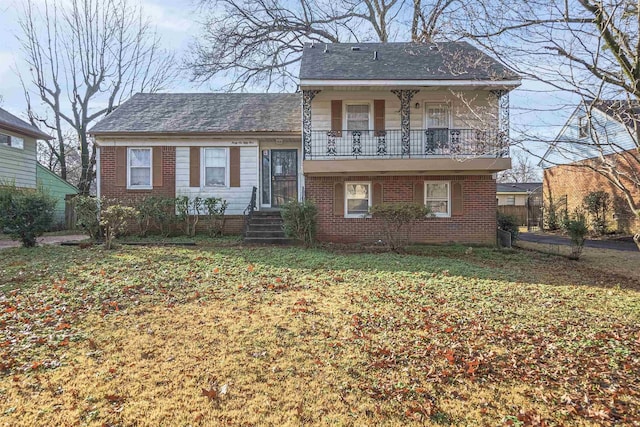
xmin=519 ymin=232 xmax=637 ymax=252
xmin=0 ymin=234 xmax=88 ymax=250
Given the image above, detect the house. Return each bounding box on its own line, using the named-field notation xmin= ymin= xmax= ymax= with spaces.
xmin=497 ymin=183 xmax=542 ymax=206
xmin=0 ymin=107 xmax=52 ymax=188
xmin=36 ymin=163 xmax=79 ymax=227
xmin=540 ymin=100 xmax=639 ymax=233
xmin=90 ymin=42 xmax=521 ymax=244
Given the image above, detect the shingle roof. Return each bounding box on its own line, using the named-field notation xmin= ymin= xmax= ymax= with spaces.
xmin=299 ymin=42 xmax=519 ymax=81
xmin=592 ymin=99 xmax=640 ymax=129
xmin=0 ymin=107 xmax=52 ymax=139
xmin=89 ymin=93 xmax=301 ymax=134
xmin=497 ymin=183 xmax=542 ymax=193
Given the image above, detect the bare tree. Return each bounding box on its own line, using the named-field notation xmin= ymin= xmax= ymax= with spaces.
xmin=498 ymin=149 xmax=541 ymax=183
xmin=460 ymin=0 xmax=640 ymax=248
xmin=188 ymin=0 xmax=463 ymax=90
xmin=18 ymin=0 xmax=177 ymax=194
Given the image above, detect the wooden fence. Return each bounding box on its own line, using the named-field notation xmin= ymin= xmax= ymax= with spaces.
xmin=497 ymin=205 xmax=528 ymax=226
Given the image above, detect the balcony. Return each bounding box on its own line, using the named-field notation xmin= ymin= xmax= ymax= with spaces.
xmin=303 ymin=129 xmax=511 ymax=174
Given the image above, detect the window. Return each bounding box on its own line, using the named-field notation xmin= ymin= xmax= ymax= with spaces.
xmin=578 ymin=116 xmax=588 ymax=138
xmin=203 ymin=148 xmax=227 ymax=187
xmin=345 ymin=103 xmax=370 ymax=131
xmin=505 ymin=195 xmax=516 ymax=206
xmin=424 ymin=181 xmax=450 ymax=217
xmin=345 ymin=182 xmax=371 ymax=217
xmin=128 ymin=148 xmax=152 ymax=189
xmin=0 ymin=133 xmax=24 ymax=149
xmin=426 ymin=105 xmax=450 ymax=129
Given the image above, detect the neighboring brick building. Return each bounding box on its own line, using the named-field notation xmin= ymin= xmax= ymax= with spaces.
xmin=90 ymin=42 xmax=521 ymax=244
xmin=541 ymin=100 xmax=639 ymax=233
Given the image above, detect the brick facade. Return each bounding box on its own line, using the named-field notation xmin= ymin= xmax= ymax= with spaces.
xmin=305 ymin=174 xmax=497 ymax=245
xmin=101 ymin=146 xmax=176 ymax=201
xmin=543 ymin=155 xmax=640 ymax=233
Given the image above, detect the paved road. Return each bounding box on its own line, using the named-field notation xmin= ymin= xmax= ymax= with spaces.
xmin=519 ymin=232 xmax=638 ymax=252
xmin=0 ymin=234 xmax=88 ymax=250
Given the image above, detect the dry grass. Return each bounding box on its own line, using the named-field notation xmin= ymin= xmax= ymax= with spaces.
xmin=516 ymin=240 xmax=640 ymax=282
xmin=0 ymin=244 xmax=639 ymax=426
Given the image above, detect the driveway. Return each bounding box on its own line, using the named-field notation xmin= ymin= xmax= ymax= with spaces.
xmin=0 ymin=234 xmax=88 ymax=250
xmin=519 ymin=232 xmax=638 ymax=252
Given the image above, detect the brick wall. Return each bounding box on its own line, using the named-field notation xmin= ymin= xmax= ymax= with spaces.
xmin=101 ymin=146 xmax=176 ymax=201
xmin=305 ymin=174 xmax=497 ymax=245
xmin=544 ymin=156 xmax=640 ymax=233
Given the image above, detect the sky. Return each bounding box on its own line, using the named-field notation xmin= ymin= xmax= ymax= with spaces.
xmin=0 ymin=0 xmax=570 ymax=172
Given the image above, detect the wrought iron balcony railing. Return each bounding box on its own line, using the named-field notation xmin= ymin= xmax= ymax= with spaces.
xmin=304 ymin=129 xmax=509 ymax=160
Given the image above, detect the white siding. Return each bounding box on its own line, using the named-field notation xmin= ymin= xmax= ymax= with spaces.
xmin=175 ymin=146 xmax=258 ymax=215
xmin=0 ymin=132 xmax=37 ymax=189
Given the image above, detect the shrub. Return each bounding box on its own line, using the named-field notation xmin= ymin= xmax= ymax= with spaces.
xmin=100 ymin=203 xmax=138 ymax=249
xmin=134 ymin=196 xmax=176 ymax=237
xmin=0 ymin=186 xmax=55 ymax=247
xmin=281 ymin=200 xmax=318 ymax=246
xmin=544 ymin=191 xmax=567 ymax=231
xmin=583 ymin=191 xmax=610 ymax=235
xmin=564 ymin=209 xmax=588 ymax=260
xmin=370 ymin=202 xmax=430 ymax=251
xmin=497 ymin=211 xmax=520 ymax=242
xmin=74 ymin=196 xmax=101 ymax=240
xmin=203 ymin=197 xmax=228 ymax=237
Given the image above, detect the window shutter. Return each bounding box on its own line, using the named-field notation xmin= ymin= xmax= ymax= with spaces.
xmin=190 ymin=147 xmax=200 ymax=187
xmin=413 ymin=181 xmax=424 ymax=204
xmin=333 ymin=182 xmax=344 ymax=216
xmin=115 ymin=147 xmax=127 ymax=187
xmin=153 ymin=147 xmax=163 ymax=187
xmin=374 ymin=99 xmax=385 ymax=136
xmin=331 ymin=100 xmax=342 ymax=137
xmin=372 ymin=182 xmax=383 ymax=206
xmin=451 ymin=181 xmax=463 ymax=216
xmin=229 ymin=147 xmax=241 ymax=187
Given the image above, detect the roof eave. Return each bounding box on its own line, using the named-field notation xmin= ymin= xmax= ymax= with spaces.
xmin=90 ymin=130 xmax=302 ymax=138
xmin=299 ymin=78 xmax=522 ymax=89
xmin=0 ymin=123 xmax=53 ymax=140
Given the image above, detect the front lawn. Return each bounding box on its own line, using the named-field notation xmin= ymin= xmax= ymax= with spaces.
xmin=0 ymin=244 xmax=638 ymax=425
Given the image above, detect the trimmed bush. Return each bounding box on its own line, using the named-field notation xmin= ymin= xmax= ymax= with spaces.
xmin=0 ymin=186 xmax=55 ymax=247
xmin=370 ymin=202 xmax=430 ymax=251
xmin=203 ymin=197 xmax=228 ymax=237
xmin=74 ymin=196 xmax=101 ymax=240
xmin=497 ymin=211 xmax=520 ymax=242
xmin=281 ymin=200 xmax=318 ymax=246
xmin=100 ymin=203 xmax=138 ymax=249
xmin=583 ymin=191 xmax=610 ymax=235
xmin=565 ymin=210 xmax=588 ymax=260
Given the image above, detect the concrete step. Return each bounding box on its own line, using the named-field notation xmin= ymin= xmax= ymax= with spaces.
xmin=248 ymin=223 xmax=284 ymax=232
xmin=249 ymin=217 xmax=285 ymax=225
xmin=252 ymin=211 xmax=283 ymax=218
xmin=244 ymin=236 xmax=290 ymax=245
xmin=245 ymin=230 xmax=286 ymax=238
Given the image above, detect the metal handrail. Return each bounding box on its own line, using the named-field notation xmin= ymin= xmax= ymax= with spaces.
xmin=243 ymin=186 xmax=257 ymax=238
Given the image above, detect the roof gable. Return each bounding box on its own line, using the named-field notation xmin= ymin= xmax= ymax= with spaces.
xmin=89 ymin=93 xmax=301 ymax=135
xmin=0 ymin=108 xmax=52 ymax=140
xmin=299 ymin=42 xmax=519 ymax=82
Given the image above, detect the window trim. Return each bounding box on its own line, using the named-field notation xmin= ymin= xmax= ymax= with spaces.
xmin=127 ymin=147 xmax=153 ymax=190
xmin=344 ymin=101 xmax=373 ymax=131
xmin=0 ymin=133 xmax=24 ymax=150
xmin=201 ymin=147 xmax=230 ymax=188
xmin=344 ymin=181 xmax=372 ymax=218
xmin=424 ymin=102 xmax=452 ymax=129
xmin=424 ymin=180 xmax=451 ymax=217
xmin=578 ymin=115 xmax=589 ymax=138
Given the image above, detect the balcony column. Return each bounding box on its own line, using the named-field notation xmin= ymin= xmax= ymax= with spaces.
xmin=491 ymin=89 xmax=510 ymax=156
xmin=302 ymin=90 xmax=321 ymax=159
xmin=391 ymin=89 xmax=420 ymax=155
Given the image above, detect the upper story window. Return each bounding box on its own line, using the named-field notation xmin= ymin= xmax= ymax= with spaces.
xmin=425 ymin=105 xmax=450 ymax=129
xmin=128 ymin=147 xmax=152 ymax=189
xmin=424 ymin=181 xmax=450 ymax=217
xmin=203 ymin=147 xmax=228 ymax=187
xmin=345 ymin=103 xmax=370 ymax=131
xmin=578 ymin=115 xmax=588 ymax=138
xmin=0 ymin=133 xmax=24 ymax=149
xmin=345 ymin=181 xmax=371 ymax=217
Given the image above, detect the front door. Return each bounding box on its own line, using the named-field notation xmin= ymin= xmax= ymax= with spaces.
xmin=271 ymin=149 xmax=298 ymax=208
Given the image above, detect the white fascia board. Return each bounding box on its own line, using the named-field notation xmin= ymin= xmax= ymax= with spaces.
xmin=299 ymin=79 xmax=522 ymax=88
